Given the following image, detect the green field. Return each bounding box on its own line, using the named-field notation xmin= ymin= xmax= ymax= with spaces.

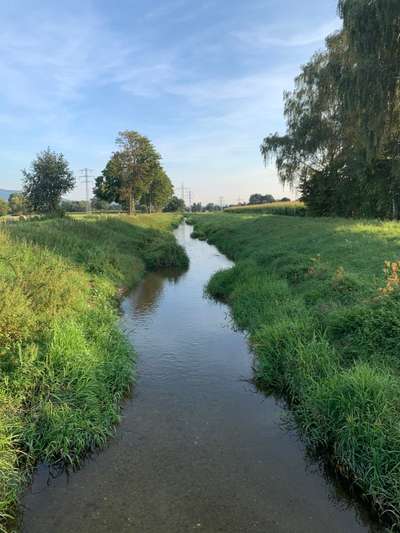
xmin=0 ymin=213 xmax=187 ymax=529
xmin=189 ymin=212 xmax=400 ymax=526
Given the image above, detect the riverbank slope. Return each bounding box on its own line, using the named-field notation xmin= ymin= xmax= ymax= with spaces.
xmin=190 ymin=212 xmax=400 ymax=527
xmin=0 ymin=213 xmax=187 ymax=530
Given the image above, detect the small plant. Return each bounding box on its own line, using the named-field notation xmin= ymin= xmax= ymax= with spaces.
xmin=380 ymin=260 xmax=400 ymax=294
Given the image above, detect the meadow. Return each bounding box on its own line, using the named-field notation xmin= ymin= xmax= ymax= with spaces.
xmin=0 ymin=213 xmax=187 ymax=530
xmin=190 ymin=212 xmax=400 ymax=527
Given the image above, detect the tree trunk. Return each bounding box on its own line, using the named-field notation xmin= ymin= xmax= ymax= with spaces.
xmin=393 ymin=193 xmax=399 ymax=220
xmin=128 ymin=191 xmax=136 ymax=215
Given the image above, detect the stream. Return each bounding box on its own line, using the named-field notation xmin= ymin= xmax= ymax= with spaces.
xmin=22 ymin=223 xmax=379 ymax=532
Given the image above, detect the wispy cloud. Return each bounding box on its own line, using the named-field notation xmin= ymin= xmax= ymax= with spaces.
xmin=234 ymin=19 xmax=340 ymax=49
xmin=0 ymin=0 xmax=337 ymax=203
xmin=0 ymin=7 xmax=175 ymax=119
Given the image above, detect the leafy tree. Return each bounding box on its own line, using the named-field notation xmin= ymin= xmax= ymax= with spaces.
xmin=261 ymin=2 xmax=400 ymax=219
xmin=94 ymin=131 xmax=165 ymax=215
xmin=141 ymin=167 xmax=173 ymax=212
xmin=8 ymin=193 xmax=26 ymax=215
xmin=338 ymin=0 xmax=400 ymax=217
xmin=191 ymin=202 xmax=202 ymax=212
xmin=61 ymin=200 xmax=88 ymax=212
xmin=23 ymin=148 xmax=75 ymax=213
xmin=249 ymin=194 xmax=275 ymax=204
xmin=163 ymin=196 xmax=185 ymax=212
xmin=0 ymin=199 xmax=8 ymax=216
xmin=249 ymin=194 xmax=264 ymax=205
xmin=113 ymin=131 xmax=161 ymax=214
xmin=91 ymin=197 xmax=119 ymax=211
xmin=204 ymin=203 xmax=221 ymax=212
xmin=94 ymin=158 xmax=125 ymax=206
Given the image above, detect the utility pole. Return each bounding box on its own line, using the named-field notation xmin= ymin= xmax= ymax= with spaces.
xmin=80 ymin=168 xmax=94 ymax=213
xmin=180 ymin=182 xmax=192 ymax=211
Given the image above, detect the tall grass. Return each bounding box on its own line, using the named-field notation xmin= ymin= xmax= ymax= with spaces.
xmin=190 ymin=212 xmax=400 ymax=527
xmin=0 ymin=213 xmax=186 ymax=529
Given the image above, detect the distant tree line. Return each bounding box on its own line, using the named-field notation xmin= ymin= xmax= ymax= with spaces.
xmin=248 ymin=194 xmax=291 ymax=205
xmin=1 ymin=131 xmax=178 ymax=216
xmin=261 ymin=0 xmax=400 ymax=218
xmin=191 ymin=202 xmax=223 ymax=212
xmin=0 ymin=192 xmax=27 ymax=217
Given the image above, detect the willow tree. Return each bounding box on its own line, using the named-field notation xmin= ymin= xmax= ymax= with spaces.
xmin=261 ymin=1 xmax=400 ymax=218
xmin=338 ymin=0 xmax=400 ymax=216
xmin=260 ymin=32 xmax=353 ymax=215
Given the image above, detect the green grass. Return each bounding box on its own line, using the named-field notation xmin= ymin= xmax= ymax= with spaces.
xmin=189 ymin=212 xmax=400 ymax=527
xmin=0 ymin=213 xmax=187 ymax=530
xmin=225 ymin=200 xmax=307 ymax=216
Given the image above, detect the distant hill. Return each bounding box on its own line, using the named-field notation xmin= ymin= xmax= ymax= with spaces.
xmin=0 ymin=189 xmax=19 ymax=201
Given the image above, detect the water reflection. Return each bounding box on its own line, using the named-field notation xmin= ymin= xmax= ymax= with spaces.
xmin=133 ymin=270 xmax=184 ymax=315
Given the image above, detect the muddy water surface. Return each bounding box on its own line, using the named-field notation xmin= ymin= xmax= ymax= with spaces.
xmin=22 ymin=223 xmax=379 ymax=532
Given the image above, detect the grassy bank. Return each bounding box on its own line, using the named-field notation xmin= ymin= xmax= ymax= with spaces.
xmin=225 ymin=200 xmax=306 ymax=216
xmin=0 ymin=213 xmax=187 ymax=530
xmin=190 ymin=212 xmax=400 ymax=526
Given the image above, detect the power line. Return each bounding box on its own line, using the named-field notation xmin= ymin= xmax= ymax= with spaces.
xmin=80 ymin=168 xmax=94 ymax=213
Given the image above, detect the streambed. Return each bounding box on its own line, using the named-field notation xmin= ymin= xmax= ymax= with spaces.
xmin=22 ymin=223 xmax=378 ymax=532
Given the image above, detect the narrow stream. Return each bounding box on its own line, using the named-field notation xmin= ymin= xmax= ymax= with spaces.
xmin=22 ymin=223 xmax=379 ymax=532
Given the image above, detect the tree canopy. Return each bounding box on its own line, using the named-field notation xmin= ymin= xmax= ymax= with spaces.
xmin=261 ymin=1 xmax=400 ymax=218
xmin=0 ymin=199 xmax=8 ymax=217
xmin=94 ymin=131 xmax=173 ymax=214
xmin=23 ymin=148 xmax=75 ymax=214
xmin=163 ymin=196 xmax=185 ymax=212
xmin=8 ymin=193 xmax=26 ymax=215
xmin=249 ymin=194 xmax=275 ymax=205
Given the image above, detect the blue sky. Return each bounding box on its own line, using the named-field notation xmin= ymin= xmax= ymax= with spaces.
xmin=0 ymin=0 xmax=340 ymax=204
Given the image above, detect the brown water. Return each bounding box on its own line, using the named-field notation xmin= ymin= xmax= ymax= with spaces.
xmin=22 ymin=223 xmax=380 ymax=533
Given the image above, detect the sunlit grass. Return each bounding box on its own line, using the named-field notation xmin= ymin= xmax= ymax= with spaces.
xmin=190 ymin=212 xmax=400 ymax=527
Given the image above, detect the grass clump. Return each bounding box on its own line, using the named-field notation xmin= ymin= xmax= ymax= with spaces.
xmin=298 ymin=363 xmax=400 ymax=520
xmin=191 ymin=212 xmax=400 ymax=527
xmin=0 ymin=213 xmax=186 ymax=529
